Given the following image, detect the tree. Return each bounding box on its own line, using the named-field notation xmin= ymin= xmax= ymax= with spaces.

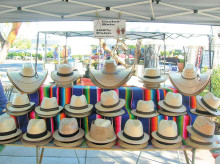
xmin=0 ymin=23 xmax=22 ymax=64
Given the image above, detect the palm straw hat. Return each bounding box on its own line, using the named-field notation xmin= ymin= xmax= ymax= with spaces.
xmin=158 ymin=92 xmax=187 ymax=116
xmin=196 ymin=92 xmax=220 ymax=116
xmin=90 ymin=59 xmax=132 ymax=89
xmin=64 ymin=108 xmax=92 ymax=118
xmin=169 ymin=64 xmax=210 ymax=96
xmin=7 ymin=63 xmax=48 ymax=94
xmin=143 ymin=83 xmax=161 ymax=89
xmin=6 ymin=93 xmax=35 ymax=116
xmin=118 ymin=139 xmax=148 ymax=149
xmin=131 ymin=100 xmax=159 ymax=118
xmin=51 ymin=64 xmax=79 ymax=85
xmin=35 ymin=97 xmax=63 ymax=118
xmin=54 ymin=138 xmax=84 ymax=148
xmin=139 ymin=68 xmax=167 ymax=83
xmin=151 ymin=138 xmax=182 ymax=149
xmin=187 ymin=116 xmax=217 ymax=142
xmin=117 ymin=119 xmax=149 ymax=145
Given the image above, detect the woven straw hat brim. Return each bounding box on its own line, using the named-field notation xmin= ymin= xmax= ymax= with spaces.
xmin=51 ymin=70 xmax=79 ymax=84
xmin=6 ymin=102 xmax=35 ymax=112
xmin=185 ymin=137 xmax=218 ymax=149
xmin=152 ymin=139 xmax=182 ymax=149
xmin=35 ymin=106 xmax=63 ymax=117
xmin=64 ymin=104 xmax=93 ymax=114
xmin=6 ymin=107 xmax=34 ymax=116
xmin=131 ymin=109 xmax=159 ymax=118
xmin=0 ymin=129 xmax=22 ymax=141
xmin=54 ymin=138 xmax=84 ymax=147
xmin=158 ymin=109 xmax=187 ymax=117
xmin=35 ymin=112 xmax=59 ymax=118
xmin=21 ymin=135 xmax=53 ymax=146
xmin=22 ymin=131 xmax=51 ymax=142
xmin=7 ymin=70 xmax=48 ymax=94
xmin=158 ymin=100 xmax=187 ymax=113
xmin=138 ymin=75 xmax=167 ymax=83
xmin=169 ymin=72 xmax=210 ymax=96
xmin=64 ymin=109 xmax=92 ymax=118
xmin=152 ymin=131 xmax=182 ymax=143
xmin=53 ymin=128 xmax=84 ymax=142
xmin=85 ymin=132 xmax=117 ymax=144
xmin=142 ymin=82 xmax=161 ymax=89
xmin=117 ymin=131 xmax=149 ymax=145
xmin=196 ymin=95 xmax=220 ymax=116
xmin=95 ymin=99 xmax=125 ymax=112
xmin=118 ymin=139 xmax=148 ymax=149
xmin=190 ymin=109 xmax=216 ymax=117
xmin=0 ymin=133 xmax=22 ymax=144
xmin=96 ymin=109 xmax=125 ymax=117
xmin=86 ymin=140 xmax=116 ymax=148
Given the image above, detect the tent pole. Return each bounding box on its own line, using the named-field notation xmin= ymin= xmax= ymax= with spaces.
xmin=65 ymin=32 xmax=68 ymax=64
xmin=163 ymin=33 xmax=166 ymax=75
xmin=208 ymin=36 xmax=212 ymax=92
xmin=44 ymin=32 xmax=47 ymax=69
xmin=35 ymin=32 xmax=39 ymax=72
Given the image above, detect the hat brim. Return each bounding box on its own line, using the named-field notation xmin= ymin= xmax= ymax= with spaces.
xmin=158 ymin=109 xmax=187 ymax=117
xmin=64 ymin=104 xmax=93 ymax=114
xmin=51 ymin=70 xmax=79 ymax=84
xmin=0 ymin=133 xmax=23 ymax=144
xmin=35 ymin=106 xmax=63 ymax=117
xmin=185 ymin=137 xmax=218 ymax=149
xmin=54 ymin=138 xmax=84 ymax=147
xmin=190 ymin=109 xmax=216 ymax=117
xmin=95 ymin=99 xmax=125 ymax=112
xmin=6 ymin=102 xmax=35 ymax=112
xmin=6 ymin=103 xmax=35 ymax=116
xmin=138 ymin=75 xmax=167 ymax=83
xmin=21 ymin=135 xmax=53 ymax=146
xmin=0 ymin=129 xmax=22 ymax=141
xmin=158 ymin=100 xmax=187 ymax=113
xmin=86 ymin=140 xmax=116 ymax=148
xmin=22 ymin=131 xmax=51 ymax=142
xmin=117 ymin=131 xmax=149 ymax=145
xmin=7 ymin=70 xmax=48 ymax=94
xmin=96 ymin=109 xmax=125 ymax=117
xmin=152 ymin=139 xmax=182 ymax=149
xmin=118 ymin=139 xmax=148 ymax=149
xmin=131 ymin=109 xmax=159 ymax=118
xmin=64 ymin=109 xmax=92 ymax=118
xmin=152 ymin=131 xmax=182 ymax=143
xmin=85 ymin=132 xmax=116 ymax=144
xmin=142 ymin=83 xmax=161 ymax=89
xmin=53 ymin=128 xmax=84 ymax=142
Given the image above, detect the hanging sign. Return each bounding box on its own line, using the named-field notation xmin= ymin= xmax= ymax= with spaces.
xmin=94 ymin=19 xmax=126 ymax=38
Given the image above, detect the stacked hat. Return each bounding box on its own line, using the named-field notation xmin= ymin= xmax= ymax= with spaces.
xmin=131 ymin=100 xmax=159 ymax=118
xmin=21 ymin=119 xmax=52 ymax=146
xmin=95 ymin=90 xmax=125 ymax=117
xmin=53 ymin=118 xmax=85 ymax=147
xmin=152 ymin=120 xmax=182 ymax=149
xmin=35 ymin=97 xmax=63 ymax=118
xmin=6 ymin=93 xmax=35 ymax=116
xmin=0 ymin=117 xmax=22 ymax=144
xmin=143 ymin=83 xmax=161 ymax=89
xmin=186 ymin=116 xmax=217 ymax=148
xmin=64 ymin=95 xmax=93 ymax=118
xmin=117 ymin=119 xmax=149 ymax=149
xmin=192 ymin=92 xmax=220 ymax=116
xmin=158 ymin=92 xmax=187 ymax=116
xmin=7 ymin=63 xmax=48 ymax=94
xmin=90 ymin=59 xmax=132 ymax=89
xmin=85 ymin=119 xmax=116 ymax=148
xmin=169 ymin=64 xmax=210 ymax=96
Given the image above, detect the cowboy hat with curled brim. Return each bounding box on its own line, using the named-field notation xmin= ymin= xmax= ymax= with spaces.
xmin=7 ymin=63 xmax=47 ymax=94
xmin=118 ymin=138 xmax=148 ymax=149
xmin=169 ymin=64 xmax=210 ymax=97
xmin=54 ymin=137 xmax=84 ymax=148
xmin=96 ymin=109 xmax=125 ymax=117
xmin=139 ymin=68 xmax=167 ymax=83
xmin=152 ymin=139 xmax=182 ymax=149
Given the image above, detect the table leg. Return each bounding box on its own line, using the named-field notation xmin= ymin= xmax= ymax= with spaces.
xmin=39 ymin=148 xmax=45 ymax=164
xmin=36 ymin=146 xmax=39 ymax=164
xmin=136 ymin=151 xmax=142 ymax=164
xmin=85 ymin=150 xmax=87 ymax=164
xmin=75 ymin=150 xmax=80 ymax=164
xmin=192 ymin=148 xmax=196 ymax=164
xmin=183 ymin=150 xmax=190 ymax=164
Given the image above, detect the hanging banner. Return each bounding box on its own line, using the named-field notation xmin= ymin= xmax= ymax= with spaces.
xmin=94 ymin=19 xmax=126 ymax=38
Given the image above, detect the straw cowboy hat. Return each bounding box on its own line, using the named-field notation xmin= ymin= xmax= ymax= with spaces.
xmin=117 ymin=119 xmax=149 ymax=145
xmin=7 ymin=63 xmax=48 ymax=94
xmin=196 ymin=92 xmax=220 ymax=116
xmin=158 ymin=92 xmax=187 ymax=116
xmin=187 ymin=116 xmax=217 ymax=142
xmin=22 ymin=119 xmax=52 ymax=145
xmin=6 ymin=93 xmax=35 ymax=116
xmin=51 ymin=64 xmax=79 ymax=85
xmin=90 ymin=59 xmax=132 ymax=89
xmin=35 ymin=97 xmax=63 ymax=118
xmin=139 ymin=68 xmax=167 ymax=83
xmin=169 ymin=64 xmax=210 ymax=96
xmin=131 ymin=100 xmax=159 ymax=118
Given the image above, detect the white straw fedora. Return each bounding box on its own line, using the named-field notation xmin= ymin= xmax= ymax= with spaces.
xmin=152 ymin=120 xmax=182 ymax=144
xmin=7 ymin=63 xmax=47 ymax=94
xmin=35 ymin=97 xmax=63 ymax=118
xmin=53 ymin=118 xmax=84 ymax=142
xmin=131 ymin=100 xmax=159 ymax=118
xmin=6 ymin=93 xmax=35 ymax=116
xmin=64 ymin=95 xmax=93 ymax=114
xmin=51 ymin=64 xmax=79 ymax=85
xmin=96 ymin=109 xmax=125 ymax=117
xmin=118 ymin=139 xmax=148 ymax=149
xmin=152 ymin=138 xmax=182 ymax=149
xmin=187 ymin=116 xmax=216 ymax=142
xmin=190 ymin=100 xmax=216 ymax=117
xmin=196 ymin=92 xmax=220 ymax=116
xmin=117 ymin=119 xmax=149 ymax=145
xmin=139 ymin=68 xmax=167 ymax=83
xmin=64 ymin=108 xmax=92 ymax=118
xmin=0 ymin=133 xmax=23 ymax=145
xmin=86 ymin=140 xmax=116 ymax=149
xmin=90 ymin=59 xmax=132 ymax=89
xmin=54 ymin=137 xmax=84 ymax=148
xmin=169 ymin=64 xmax=210 ymax=96
xmin=95 ymin=90 xmax=125 ymax=112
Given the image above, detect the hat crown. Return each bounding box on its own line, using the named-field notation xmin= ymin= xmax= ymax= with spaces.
xmin=196 ymin=102 xmax=207 ymax=112
xmin=137 ymin=100 xmax=154 ymax=112
xmin=12 ymin=93 xmax=30 ymax=106
xmin=27 ymin=119 xmax=46 ymax=134
xmin=182 ymin=64 xmax=197 ymax=79
xmin=94 ymin=119 xmax=111 ymax=127
xmin=57 ymin=64 xmax=73 ymax=74
xmin=124 ymin=119 xmax=144 ymax=138
xmin=101 ymin=90 xmax=119 ymax=106
xmin=70 ymin=95 xmax=88 ymax=107
xmin=59 ymin=118 xmax=78 ymax=135
xmin=102 ymin=60 xmax=117 ymax=73
xmin=20 ymin=63 xmax=35 ymax=77
xmin=164 ymin=92 xmax=182 ymax=107
xmin=144 ymin=68 xmax=160 ymax=77
xmin=158 ymin=120 xmax=178 ymax=138
xmin=203 ymin=92 xmax=220 ymax=109
xmin=0 ymin=117 xmax=16 ymax=133
xmin=193 ymin=116 xmax=215 ymax=136
xmin=41 ymin=97 xmax=58 ymax=109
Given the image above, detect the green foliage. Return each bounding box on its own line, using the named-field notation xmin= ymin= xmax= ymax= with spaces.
xmin=12 ymin=38 xmax=31 ymax=49
xmin=179 ymin=59 xmax=185 ymax=63
xmin=160 ymin=51 xmax=171 ymax=56
xmin=47 ymin=51 xmax=53 ymax=58
xmin=7 ymin=52 xmax=42 ymax=60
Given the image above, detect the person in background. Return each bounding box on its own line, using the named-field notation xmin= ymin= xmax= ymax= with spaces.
xmin=0 ymin=80 xmax=7 ymax=115
xmin=53 ymin=47 xmax=58 ymax=60
xmin=62 ymin=46 xmax=68 ymax=63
